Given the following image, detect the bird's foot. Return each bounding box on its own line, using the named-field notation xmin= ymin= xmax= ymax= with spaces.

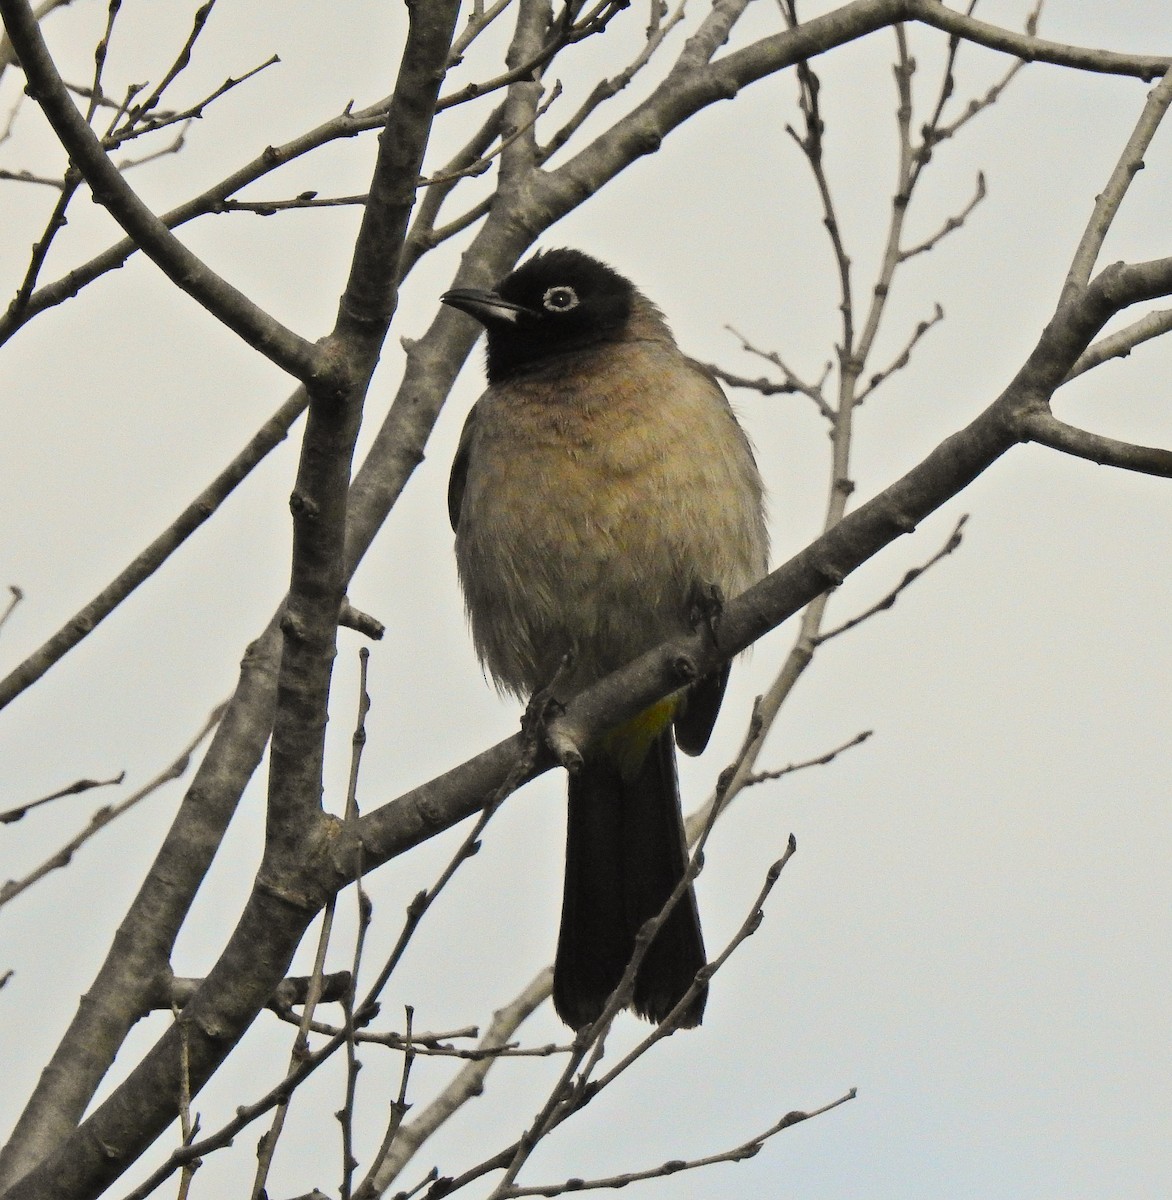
xmin=521 ymin=652 xmax=583 ymax=774
xmin=690 ymin=581 xmax=725 ymax=647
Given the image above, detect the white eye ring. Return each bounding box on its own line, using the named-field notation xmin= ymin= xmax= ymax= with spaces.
xmin=542 ymin=285 xmax=579 ymax=313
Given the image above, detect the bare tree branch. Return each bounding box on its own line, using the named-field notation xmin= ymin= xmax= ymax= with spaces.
xmin=898 ymin=173 xmax=985 ymax=263
xmin=1064 ymin=67 xmax=1172 ymax=301
xmin=0 ymin=0 xmax=324 ymax=380
xmin=0 ymin=769 xmax=125 ymax=824
xmin=119 ymin=0 xmax=221 ymax=127
xmin=1065 ymin=306 xmax=1172 ymax=380
xmin=4 ymin=5 xmax=1170 ymax=1196
xmin=742 ymin=729 xmax=874 ymax=788
xmin=814 ymin=514 xmax=968 ymax=644
xmin=856 ymin=302 xmax=945 ymax=405
xmin=501 ymin=1087 xmax=857 ymax=1198
xmin=1019 ymin=410 xmax=1172 ymax=477
xmin=0 ymin=585 xmax=23 ymax=637
xmin=357 ymin=970 xmax=553 ymax=1196
xmin=0 ymin=390 xmax=307 ymax=711
xmin=0 ymin=100 xmax=391 ymax=344
xmin=0 ymin=704 xmax=223 ymax=911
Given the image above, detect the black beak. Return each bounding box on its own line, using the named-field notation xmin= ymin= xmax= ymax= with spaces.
xmin=441 ymin=287 xmax=531 ymax=326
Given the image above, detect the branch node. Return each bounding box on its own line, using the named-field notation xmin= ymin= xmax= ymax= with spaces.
xmin=288 ymin=489 xmax=321 ymax=520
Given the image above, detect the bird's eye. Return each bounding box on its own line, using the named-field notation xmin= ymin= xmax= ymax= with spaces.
xmin=542 ymin=285 xmax=579 ymax=313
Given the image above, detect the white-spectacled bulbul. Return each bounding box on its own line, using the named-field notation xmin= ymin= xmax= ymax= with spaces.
xmin=443 ymin=248 xmax=768 ymax=1029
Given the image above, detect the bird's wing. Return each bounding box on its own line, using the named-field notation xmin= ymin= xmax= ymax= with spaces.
xmin=447 ymin=400 xmax=480 ymax=533
xmin=672 ymin=359 xmax=761 ymax=756
xmin=684 ymin=354 xmax=761 ymax=454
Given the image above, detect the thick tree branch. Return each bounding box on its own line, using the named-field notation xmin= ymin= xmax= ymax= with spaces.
xmin=0 ymin=619 xmax=282 ymax=1188
xmin=339 ymin=254 xmax=1172 ymax=878
xmin=265 ymin=0 xmax=461 ymax=860
xmin=5 ymin=6 xmax=1169 ymax=1194
xmin=0 ymin=3 xmax=464 ymax=1195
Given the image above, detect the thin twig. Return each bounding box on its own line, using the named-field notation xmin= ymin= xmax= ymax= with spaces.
xmin=269 ymin=1009 xmax=565 ymax=1056
xmin=590 ymin=839 xmax=797 ymax=1093
xmin=0 ymin=704 xmax=224 ymax=909
xmin=403 ymin=101 xmax=505 ymax=268
xmin=339 ymin=648 xmax=374 ymax=1200
xmin=351 ymin=1007 xmax=417 ymax=1200
xmin=435 ymin=0 xmax=628 ymax=111
xmin=423 ymin=81 xmax=562 ymax=186
xmin=538 ymin=0 xmax=687 ymax=162
xmin=856 ymin=302 xmax=944 ymax=405
xmin=249 ymin=872 xmax=341 ymax=1199
xmin=742 ymin=730 xmax=873 ymax=788
xmin=0 ymin=167 xmax=64 ymax=186
xmin=449 ymin=0 xmax=514 ymax=62
xmin=357 ymin=970 xmax=555 ymax=1197
xmin=122 ymin=0 xmax=218 ymax=123
xmin=112 ymin=118 xmax=193 ymax=170
xmin=85 ymin=0 xmax=121 ymax=125
xmin=0 ymin=584 xmax=22 ymax=635
xmin=5 ymin=166 xmax=83 ymax=320
xmin=502 ymin=1087 xmax=857 ymax=1197
xmin=815 ymin=515 xmax=968 ymax=643
xmin=173 ymin=1008 xmax=201 ymax=1200
xmin=722 ymin=324 xmax=834 ymax=418
xmin=898 ymin=173 xmax=985 ymax=262
xmin=1065 ymin=307 xmax=1172 ymax=381
xmin=111 ymin=54 xmax=281 ymax=146
xmin=0 ymin=769 xmax=126 ymax=825
xmin=211 ymin=191 xmax=369 ymax=215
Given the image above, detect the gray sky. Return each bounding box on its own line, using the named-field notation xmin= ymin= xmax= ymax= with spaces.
xmin=1 ymin=2 xmax=1169 ymax=1197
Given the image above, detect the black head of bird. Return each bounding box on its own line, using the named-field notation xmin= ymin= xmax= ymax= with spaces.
xmin=441 ymin=248 xmax=640 ymax=382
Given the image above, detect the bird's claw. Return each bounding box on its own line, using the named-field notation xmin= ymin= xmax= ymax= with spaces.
xmin=690 ymin=581 xmax=725 ymax=646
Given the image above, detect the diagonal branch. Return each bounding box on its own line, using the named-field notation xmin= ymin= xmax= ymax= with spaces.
xmin=0 ymin=706 xmax=223 ymax=911
xmin=1018 ymin=411 xmax=1172 ymax=477
xmin=501 ymin=1088 xmax=856 ymax=1198
xmin=342 ymin=252 xmax=1172 ymax=881
xmin=0 ymin=390 xmax=308 ymax=711
xmin=898 ymin=173 xmax=986 ymax=263
xmin=0 ymin=0 xmax=323 ymax=381
xmin=1065 ymin=307 xmax=1172 ymax=380
xmin=1063 ymin=66 xmax=1172 ymax=301
xmin=814 ymin=514 xmax=968 ymax=644
xmin=357 ymin=969 xmax=553 ymax=1196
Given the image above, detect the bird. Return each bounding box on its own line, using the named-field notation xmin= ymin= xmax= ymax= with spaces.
xmin=442 ymin=248 xmax=768 ymax=1030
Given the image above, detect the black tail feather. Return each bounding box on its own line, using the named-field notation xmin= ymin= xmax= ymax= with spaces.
xmin=553 ymin=728 xmax=707 ymax=1030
